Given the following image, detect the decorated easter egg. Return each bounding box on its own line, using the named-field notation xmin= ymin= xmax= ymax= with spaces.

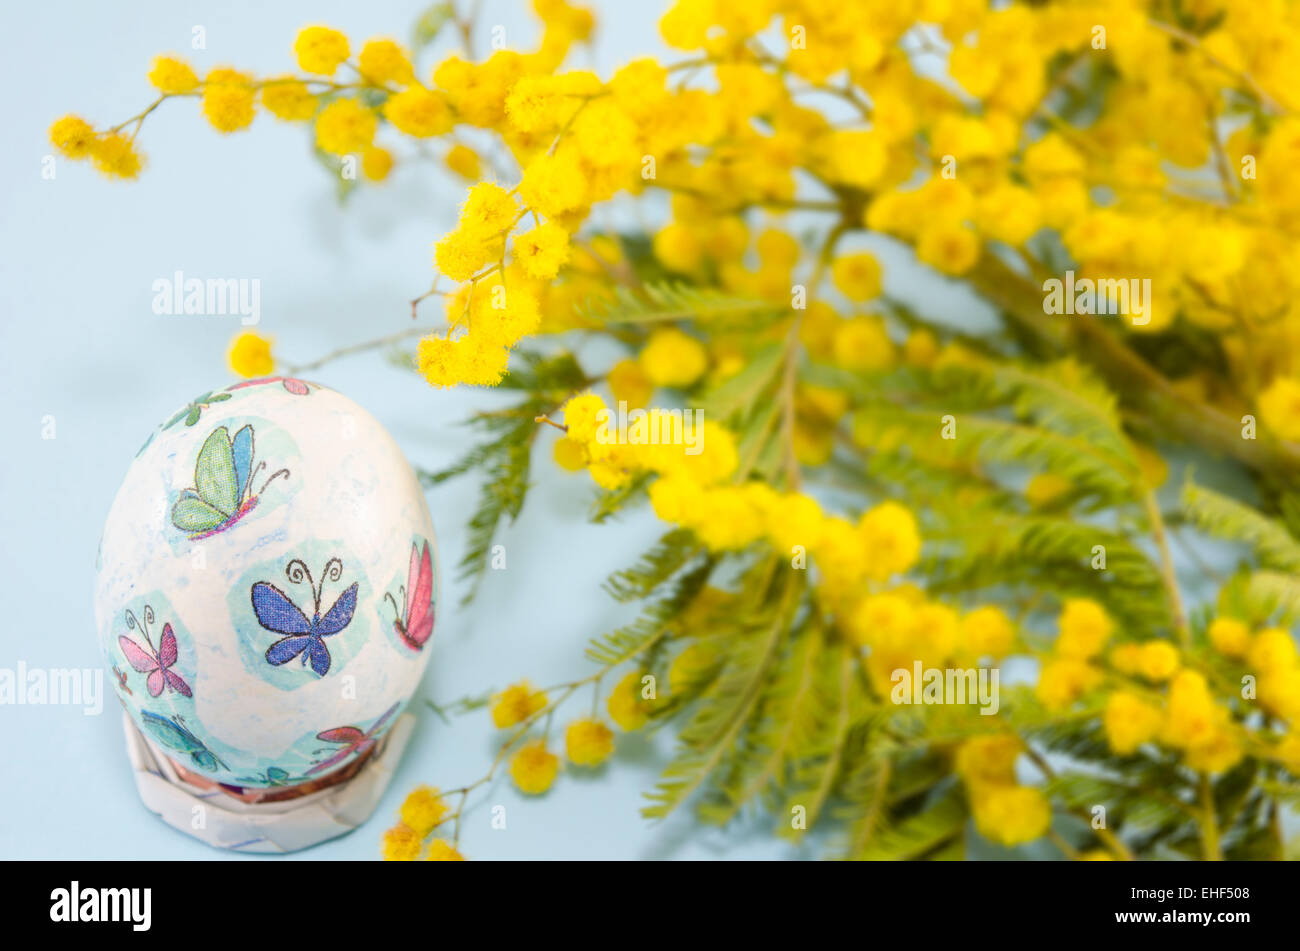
xmin=94 ymin=377 xmax=438 ymax=789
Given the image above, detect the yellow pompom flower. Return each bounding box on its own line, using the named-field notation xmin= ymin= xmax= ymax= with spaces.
xmin=509 ymin=741 xmax=559 ymax=795
xmin=202 ymin=68 xmax=256 ymax=133
xmin=565 ymin=718 xmax=614 ymax=766
xmin=383 ymin=87 xmax=454 ymax=137
xmin=358 ymin=38 xmax=414 ymax=85
xmin=433 ymin=230 xmax=496 ymax=283
xmin=49 ymin=115 xmax=96 ymax=159
xmin=362 ymin=146 xmax=393 ymax=182
xmin=1163 ymin=670 xmax=1217 ymax=749
xmin=514 ymin=222 xmax=570 ymax=280
xmin=380 ymin=823 xmax=422 ymax=861
xmin=831 ymin=252 xmax=883 ymax=301
xmin=961 ymin=605 xmax=1015 ymax=658
xmin=607 ymin=671 xmax=651 ymax=731
xmin=562 ymin=392 xmax=607 ymax=444
xmin=518 ymin=150 xmax=586 ymax=218
xmin=1104 ymin=691 xmax=1163 ymax=754
xmin=608 ymin=358 xmax=653 ymax=410
xmin=416 ymin=333 xmax=509 ymax=388
xmin=446 ymin=144 xmax=482 ymax=179
xmin=1035 ymin=657 xmax=1099 ymax=711
xmin=399 ymin=785 xmax=449 ymax=836
xmin=89 ymin=133 xmax=144 ymax=180
xmin=315 ymin=99 xmax=377 ymax=155
xmin=1138 ymin=640 xmax=1179 ymax=681
xmin=148 ymin=55 xmax=199 ymax=94
xmin=553 ymin=436 xmax=587 ymax=471
xmin=260 ymin=78 xmax=317 ymax=121
xmin=228 ymin=331 xmax=274 ymax=378
xmin=1207 ymin=617 xmax=1251 ymax=658
xmin=295 ymin=26 xmax=350 ymax=76
xmin=1109 ymin=642 xmax=1144 ymax=675
xmin=954 ymin=734 xmax=1022 ymax=786
xmin=1056 ymin=598 xmax=1113 ymax=659
xmin=916 ymin=224 xmax=981 ymax=276
xmin=490 ymin=680 xmax=548 ymax=728
xmin=459 ymin=182 xmax=519 ymax=237
xmin=1247 ymin=627 xmax=1298 ymax=672
xmin=832 ymin=317 xmax=895 ymax=371
xmin=424 ymin=839 xmax=466 ymax=861
xmin=858 ymin=501 xmax=921 ymax=581
xmin=1258 ymin=377 xmax=1300 ymax=443
xmin=971 ymin=785 xmax=1051 ymax=847
xmin=639 ymin=328 xmax=708 ymax=387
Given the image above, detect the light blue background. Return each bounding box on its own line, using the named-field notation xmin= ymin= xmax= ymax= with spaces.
xmin=0 ymin=0 xmax=835 ymax=860
xmin=0 ymin=0 xmax=1254 ymax=862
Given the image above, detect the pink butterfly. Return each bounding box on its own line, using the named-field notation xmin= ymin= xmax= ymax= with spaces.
xmin=306 ymin=703 xmax=398 ymax=776
xmin=386 ymin=541 xmax=434 ymax=651
xmin=119 ymin=622 xmax=192 ymax=698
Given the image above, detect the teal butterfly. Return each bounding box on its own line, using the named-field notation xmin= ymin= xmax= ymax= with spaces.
xmin=140 ymin=711 xmax=229 ymax=772
xmin=170 ymin=424 xmax=290 ymax=539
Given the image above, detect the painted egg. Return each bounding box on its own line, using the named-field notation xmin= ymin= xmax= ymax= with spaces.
xmin=94 ymin=377 xmax=438 ymax=788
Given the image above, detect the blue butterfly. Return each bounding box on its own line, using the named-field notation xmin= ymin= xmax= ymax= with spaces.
xmin=251 ymin=557 xmax=358 ymax=677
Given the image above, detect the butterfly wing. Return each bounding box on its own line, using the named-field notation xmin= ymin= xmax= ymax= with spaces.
xmin=316 ymin=726 xmax=365 ymax=745
xmin=265 ymin=635 xmax=314 ymax=667
xmin=194 ymin=426 xmax=239 ymax=516
xmin=251 ymin=583 xmax=312 ymax=634
xmin=157 ymin=623 xmax=178 ymax=668
xmin=162 ymin=669 xmax=193 ymax=698
xmin=118 ymin=636 xmax=159 ymax=674
xmin=315 ymin=582 xmax=359 ymax=636
xmin=171 ymin=493 xmax=228 ymax=534
xmin=403 ymin=543 xmax=435 ymax=648
xmin=140 ymin=711 xmax=204 ymax=755
xmin=231 ymin=425 xmax=254 ymax=502
xmin=366 ymin=702 xmax=400 ymax=738
xmin=307 ymin=638 xmax=332 ymax=677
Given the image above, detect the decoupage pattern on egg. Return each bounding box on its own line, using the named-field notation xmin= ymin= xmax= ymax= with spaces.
xmin=94 ymin=378 xmax=440 ymax=788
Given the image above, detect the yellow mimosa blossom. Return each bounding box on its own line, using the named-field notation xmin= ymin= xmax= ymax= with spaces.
xmin=202 ymin=68 xmax=256 ymax=133
xmin=228 ymin=332 xmax=273 ymax=378
xmin=1207 ymin=617 xmax=1251 ymax=658
xmin=424 ymin=839 xmax=466 ymax=861
xmin=1056 ymin=599 xmax=1113 ymax=659
xmin=971 ymin=785 xmax=1051 ymax=847
xmin=565 ymin=718 xmax=614 ymax=766
xmin=148 ymin=55 xmax=199 ymax=94
xmin=294 ymin=26 xmax=350 ymax=75
xmin=639 ymin=328 xmax=708 ymax=387
xmin=358 ymin=38 xmax=414 ymax=86
xmin=607 ymin=671 xmax=651 ymax=731
xmin=314 ymin=99 xmax=377 ymax=155
xmin=490 ymin=681 xmax=548 ymax=728
xmin=381 ymin=823 xmax=422 ymax=861
xmin=49 ymin=115 xmax=96 ymax=159
xmin=1104 ymin=691 xmax=1163 ymax=754
xmin=260 ymin=78 xmax=317 ymax=121
xmin=399 ymin=785 xmax=449 ymax=836
xmin=509 ymin=741 xmax=559 ymax=794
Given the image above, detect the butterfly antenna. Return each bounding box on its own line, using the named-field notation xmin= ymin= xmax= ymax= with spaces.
xmin=383 ymin=591 xmax=400 ymax=618
xmin=256 ymin=467 xmax=291 ymax=498
xmin=285 ymin=559 xmax=314 ymax=597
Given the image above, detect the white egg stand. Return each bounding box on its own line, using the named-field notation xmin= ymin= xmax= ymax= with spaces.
xmin=123 ymin=709 xmax=416 ymax=853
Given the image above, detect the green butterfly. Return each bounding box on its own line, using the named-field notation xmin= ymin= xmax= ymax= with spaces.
xmin=170 ymin=424 xmax=290 ymax=538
